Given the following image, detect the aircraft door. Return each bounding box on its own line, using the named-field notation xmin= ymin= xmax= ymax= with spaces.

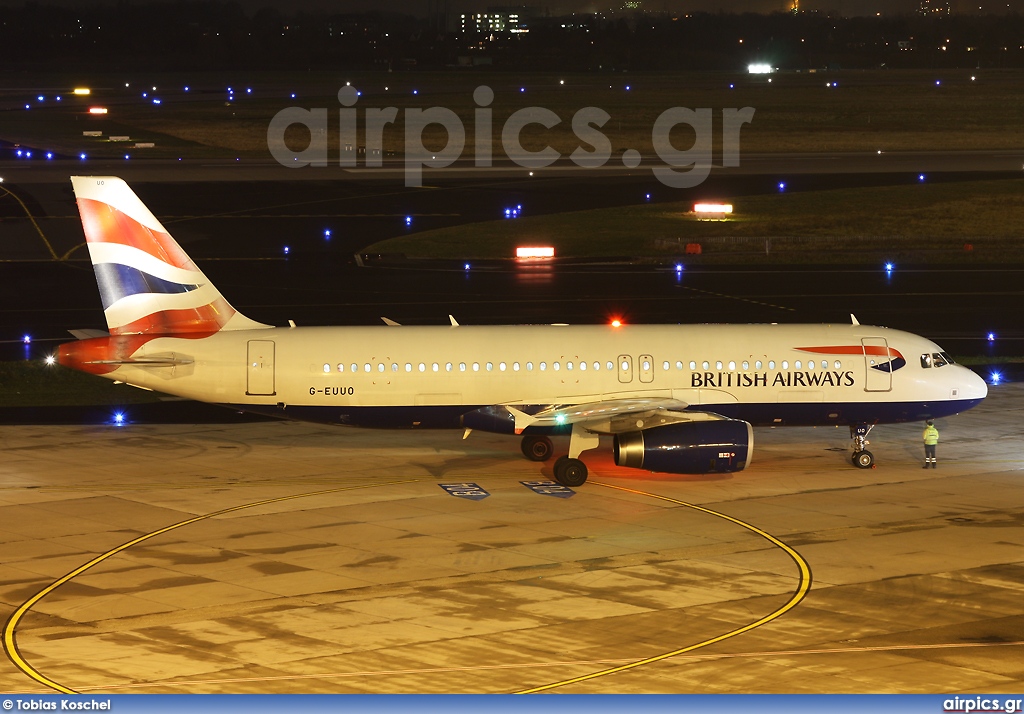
xmin=639 ymin=354 xmax=654 ymax=383
xmin=862 ymin=337 xmax=892 ymax=392
xmin=247 ymin=340 xmax=276 ymax=396
xmin=617 ymin=354 xmax=633 ymax=383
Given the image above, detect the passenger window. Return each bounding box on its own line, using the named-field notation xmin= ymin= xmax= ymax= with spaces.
xmin=702 ymin=361 xmax=709 ymax=370
xmin=715 ymin=361 xmax=723 ymax=370
xmin=513 ymin=362 xmax=520 ymax=371
xmin=432 ymin=363 xmax=439 ymax=372
xmin=405 ymin=363 xmax=412 ymax=372
xmin=579 ymin=361 xmax=586 ymax=370
xmin=540 ymin=362 xmax=547 ymax=371
xmin=418 ymin=363 xmax=425 ymax=372
xmin=782 ymin=361 xmax=788 ymax=369
xmin=473 ymin=362 xmax=480 ymax=372
xmin=594 ymin=362 xmax=601 ymax=371
xmin=378 ymin=363 xmax=385 ymax=372
xmin=663 ymin=361 xmax=670 ymax=371
xmin=337 ymin=364 xmax=345 ymax=373
xmin=567 ymin=361 xmax=573 ymax=371
xmin=323 ymin=363 xmax=330 ymax=373
xmin=526 ymin=362 xmax=533 ymax=371
xmin=554 ymin=362 xmax=560 ymax=371
xmin=392 ymin=363 xmax=398 ymax=372
xmin=364 ymin=363 xmax=371 ymax=372
xmin=499 ymin=362 xmax=506 ymax=371
xmin=486 ymin=362 xmax=493 ymax=371
xmin=742 ymin=361 xmax=749 ymax=370
xmin=351 ymin=363 xmax=358 ymax=373
xmin=821 ymin=360 xmax=828 ymax=369
xmin=446 ymin=362 xmax=453 ymax=372
xmin=807 ymin=361 xmax=814 ymax=371
xmin=755 ymin=360 xmax=762 ymax=369
xmin=689 ymin=361 xmax=696 ymax=370
xmin=460 ymin=362 xmax=466 ymax=372
xmin=606 ymin=361 xmax=614 ymax=371
xmin=921 ymin=354 xmax=933 ymax=369
xmin=769 ymin=361 xmax=775 ymax=370
xmin=728 ymin=361 xmax=736 ymax=371
xmin=795 ymin=360 xmax=802 ymax=369
xmin=833 ymin=360 xmax=841 ymax=369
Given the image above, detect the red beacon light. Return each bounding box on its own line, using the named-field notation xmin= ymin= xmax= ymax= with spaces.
xmin=610 ymin=319 xmax=623 ymax=328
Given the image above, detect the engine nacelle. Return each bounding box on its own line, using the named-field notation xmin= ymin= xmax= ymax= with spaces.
xmin=614 ymin=419 xmax=753 ymax=474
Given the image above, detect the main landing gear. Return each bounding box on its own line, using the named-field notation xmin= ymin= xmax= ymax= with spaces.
xmin=520 ymin=423 xmax=599 ymax=487
xmin=851 ymin=423 xmax=876 ymax=469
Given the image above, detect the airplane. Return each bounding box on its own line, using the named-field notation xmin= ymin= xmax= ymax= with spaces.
xmin=58 ymin=176 xmax=988 ymax=487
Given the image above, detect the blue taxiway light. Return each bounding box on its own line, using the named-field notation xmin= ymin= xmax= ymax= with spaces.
xmin=283 ymin=246 xmax=290 ymax=255
xmin=22 ymin=335 xmax=31 ymax=344
xmin=153 ymin=98 xmax=161 ymax=104
xmin=464 ymin=263 xmax=471 ymax=270
xmin=56 ymin=96 xmax=61 ymax=101
xmin=324 ymin=230 xmax=331 ymax=238
xmin=124 ymin=155 xmax=130 ymax=160
xmin=520 ymin=87 xmax=525 ymax=92
xmin=625 ymin=85 xmax=631 ymax=90
xmin=246 ymin=88 xmax=252 ymax=94
xmin=24 ymin=104 xmax=29 ymax=109
xmin=885 ymin=262 xmax=894 ymax=271
xmin=142 ymin=92 xmax=148 ymax=98
xmin=778 ymin=182 xmax=786 ymax=190
xmin=987 ymin=332 xmax=996 ymax=342
xmin=37 ymin=95 xmax=44 ymax=101
xmin=645 ymin=193 xmax=651 ymax=200
xmin=935 ymin=80 xmax=941 ymax=86
xmin=79 ymin=153 xmax=87 ymax=160
xmin=729 ymin=83 xmax=735 ymax=89
xmin=184 ymin=86 xmax=190 ymax=91
xmin=46 ymin=152 xmax=53 ymax=160
xmin=112 ymin=411 xmax=125 ymax=425
xmin=918 ymin=174 xmax=926 ymax=181
xmin=290 ymin=93 xmax=296 ymax=98
xmin=675 ymin=264 xmax=683 ymax=271
xmin=990 ymin=371 xmax=1002 ymax=385
xmin=412 ymin=90 xmax=418 ymax=95
xmin=405 ymin=216 xmax=413 ymax=225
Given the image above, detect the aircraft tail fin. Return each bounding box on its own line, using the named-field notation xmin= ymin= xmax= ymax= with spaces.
xmin=70 ymin=176 xmax=270 ymax=336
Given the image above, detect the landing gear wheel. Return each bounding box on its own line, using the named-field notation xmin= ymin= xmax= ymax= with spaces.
xmin=554 ymin=456 xmax=588 ymax=487
xmin=521 ymin=435 xmax=554 ymax=462
xmin=853 ymin=450 xmax=874 ymax=469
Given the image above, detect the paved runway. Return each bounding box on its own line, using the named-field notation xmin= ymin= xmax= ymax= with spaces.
xmin=2 ymin=384 xmax=1021 ymax=693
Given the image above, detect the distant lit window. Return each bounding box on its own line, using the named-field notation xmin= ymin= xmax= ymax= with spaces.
xmin=323 ymin=363 xmax=330 ymax=373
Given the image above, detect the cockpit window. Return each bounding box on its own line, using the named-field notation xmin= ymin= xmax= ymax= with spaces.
xmin=941 ymin=351 xmax=955 ymax=365
xmin=932 ymin=352 xmax=947 ymax=367
xmin=920 ymin=354 xmax=933 ymax=369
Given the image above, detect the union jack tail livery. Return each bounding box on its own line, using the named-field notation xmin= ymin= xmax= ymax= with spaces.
xmin=71 ymin=176 xmax=269 ymax=335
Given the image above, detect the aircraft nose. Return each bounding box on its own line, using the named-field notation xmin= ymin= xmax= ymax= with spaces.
xmin=961 ymin=366 xmax=989 ymax=401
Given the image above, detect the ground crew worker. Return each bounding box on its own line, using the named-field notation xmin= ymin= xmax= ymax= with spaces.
xmin=923 ymin=420 xmax=939 ymax=468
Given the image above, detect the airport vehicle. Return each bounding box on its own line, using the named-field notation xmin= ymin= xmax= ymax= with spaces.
xmin=59 ymin=177 xmax=988 ymax=486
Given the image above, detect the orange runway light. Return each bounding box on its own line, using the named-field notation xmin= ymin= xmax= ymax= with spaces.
xmin=73 ymin=88 xmax=91 ymax=95
xmin=516 ymin=246 xmax=555 ymax=258
xmin=693 ymin=203 xmax=733 ymax=214
xmin=88 ymin=107 xmax=108 ymax=114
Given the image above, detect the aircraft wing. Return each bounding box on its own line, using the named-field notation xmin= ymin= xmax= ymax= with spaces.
xmin=503 ymin=398 xmax=728 ymax=435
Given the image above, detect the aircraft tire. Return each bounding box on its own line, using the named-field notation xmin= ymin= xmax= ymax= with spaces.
xmin=853 ymin=450 xmax=874 ymax=469
xmin=554 ymin=457 xmax=588 ymax=487
xmin=521 ymin=435 xmax=554 ymax=462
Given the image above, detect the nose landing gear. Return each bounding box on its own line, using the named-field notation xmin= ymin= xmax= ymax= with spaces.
xmin=851 ymin=423 xmax=876 ymax=469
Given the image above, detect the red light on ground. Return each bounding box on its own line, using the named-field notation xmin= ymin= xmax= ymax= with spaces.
xmin=611 ymin=319 xmax=622 ymax=327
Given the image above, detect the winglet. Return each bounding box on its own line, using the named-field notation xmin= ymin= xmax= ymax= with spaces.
xmin=449 ymin=315 xmax=460 ymax=327
xmin=505 ymin=406 xmax=538 ymax=435
xmin=851 ymin=313 xmax=860 ymax=326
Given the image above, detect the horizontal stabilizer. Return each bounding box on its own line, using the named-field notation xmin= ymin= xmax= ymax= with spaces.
xmin=381 ymin=317 xmax=401 ymax=326
xmin=69 ymin=329 xmax=109 ymax=340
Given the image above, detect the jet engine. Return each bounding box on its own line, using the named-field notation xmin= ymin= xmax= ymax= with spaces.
xmin=613 ymin=419 xmax=753 ymax=474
